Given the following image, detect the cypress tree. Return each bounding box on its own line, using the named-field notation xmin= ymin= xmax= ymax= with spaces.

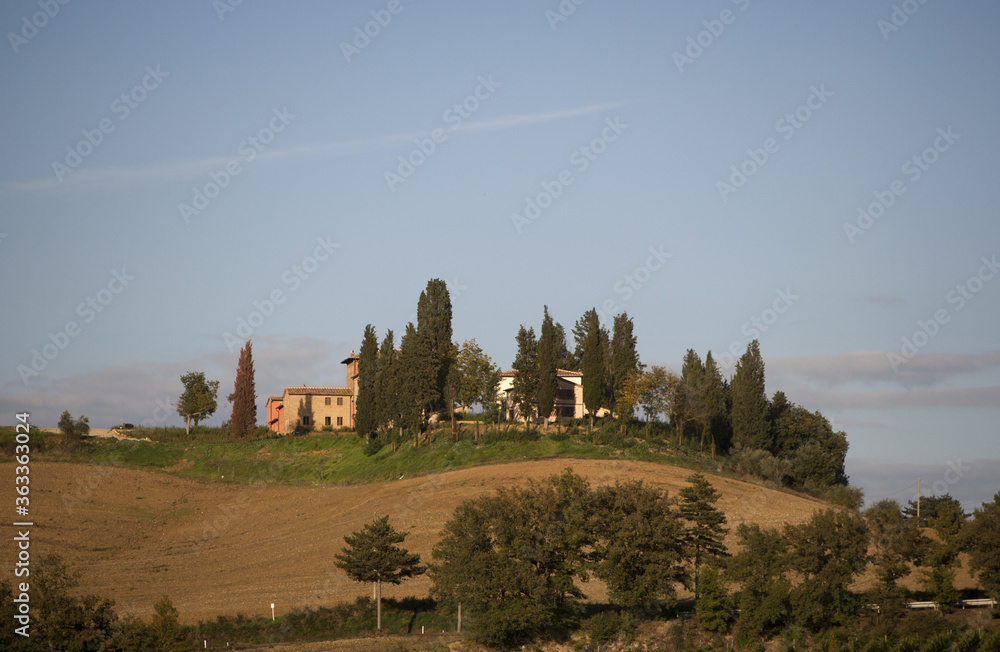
xmin=416 ymin=279 xmax=453 ymax=412
xmin=536 ymin=307 xmax=558 ymax=424
xmin=701 ymin=352 xmax=730 ymax=455
xmin=511 ymin=325 xmax=538 ymax=424
xmin=354 ymin=324 xmax=379 ymax=439
xmin=731 ymin=339 xmax=770 ymax=451
xmin=374 ymin=330 xmax=398 ymax=437
xmin=581 ymin=310 xmax=605 ymax=432
xmin=229 ymin=340 xmax=257 ymax=440
xmin=610 ymin=312 xmax=640 ymax=417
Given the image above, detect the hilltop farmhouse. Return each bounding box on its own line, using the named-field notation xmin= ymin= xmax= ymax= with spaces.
xmin=266 ymin=353 xmax=602 ymax=433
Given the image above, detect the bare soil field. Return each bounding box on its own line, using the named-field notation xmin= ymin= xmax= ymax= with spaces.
xmin=2 ymin=458 xmax=971 ymax=626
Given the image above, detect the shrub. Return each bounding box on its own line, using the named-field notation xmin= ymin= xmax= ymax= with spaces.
xmin=584 ymin=610 xmax=625 ymax=644
xmin=363 ymin=438 xmax=384 ymax=457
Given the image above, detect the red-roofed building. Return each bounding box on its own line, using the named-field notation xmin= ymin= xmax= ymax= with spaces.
xmin=265 ymin=351 xmax=360 ymax=434
xmin=496 ymin=368 xmax=604 ymax=422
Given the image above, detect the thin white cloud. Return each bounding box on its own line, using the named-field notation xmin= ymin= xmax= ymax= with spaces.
xmin=847 ymin=457 xmax=1000 ymax=512
xmin=3 ymin=103 xmax=622 ymax=193
xmin=784 ymin=385 xmax=1000 ymax=411
xmin=768 ymin=351 xmax=1000 ymax=388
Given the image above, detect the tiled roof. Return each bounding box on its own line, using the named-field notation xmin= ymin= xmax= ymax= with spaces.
xmin=266 ymin=395 xmax=283 ymax=402
xmin=499 ymin=369 xmax=582 ymax=378
xmin=284 ymin=386 xmax=353 ymax=396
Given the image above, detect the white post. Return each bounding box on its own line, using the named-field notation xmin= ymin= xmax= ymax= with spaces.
xmin=271 ymin=603 xmax=275 ymax=621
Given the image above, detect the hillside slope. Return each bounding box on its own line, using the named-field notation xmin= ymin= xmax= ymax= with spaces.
xmin=12 ymin=459 xmax=829 ymax=623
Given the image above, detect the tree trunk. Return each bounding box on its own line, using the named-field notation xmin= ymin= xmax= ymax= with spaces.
xmin=457 ymin=602 xmax=462 ymax=633
xmin=376 ymin=578 xmax=382 ymax=632
xmin=185 ymin=415 xmax=191 ymax=436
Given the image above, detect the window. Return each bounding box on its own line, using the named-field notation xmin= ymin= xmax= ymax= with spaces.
xmin=302 ymin=416 xmax=311 ymax=426
xmin=325 ymin=397 xmax=331 ymax=406
xmin=337 ymin=417 xmax=343 ymax=426
xmin=337 ymin=397 xmax=343 ymax=406
xmin=325 ymin=416 xmax=331 ymax=426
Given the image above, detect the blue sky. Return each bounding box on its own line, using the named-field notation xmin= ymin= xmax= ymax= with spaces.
xmin=2 ymin=1 xmax=998 ymax=510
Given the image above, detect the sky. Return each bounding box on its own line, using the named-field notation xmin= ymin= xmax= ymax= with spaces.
xmin=2 ymin=1 xmax=998 ymax=511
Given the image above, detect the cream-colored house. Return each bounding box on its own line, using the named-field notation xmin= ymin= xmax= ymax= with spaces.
xmin=497 ymin=369 xmax=600 ymax=422
xmin=265 ymin=351 xmax=359 ymax=434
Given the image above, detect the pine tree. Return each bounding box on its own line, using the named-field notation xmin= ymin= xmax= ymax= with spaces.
xmin=334 ymin=515 xmax=425 ymax=632
xmin=536 ymin=307 xmax=558 ymax=424
xmin=610 ymin=312 xmax=640 ymax=418
xmin=731 ymin=339 xmax=770 ymax=451
xmin=354 ymin=324 xmax=379 ymax=439
xmin=679 ymin=473 xmax=729 ymax=598
xmin=511 ymin=325 xmax=538 ymax=424
xmin=228 ymin=340 xmax=257 ymax=440
xmin=416 ymin=279 xmax=453 ymax=413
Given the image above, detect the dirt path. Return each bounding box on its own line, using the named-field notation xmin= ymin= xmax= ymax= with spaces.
xmin=6 ymin=459 xmax=830 ymax=623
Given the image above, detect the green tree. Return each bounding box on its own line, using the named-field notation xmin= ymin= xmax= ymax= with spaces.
xmin=354 ymin=324 xmax=379 ymax=440
xmin=31 ymin=554 xmax=120 ymax=649
xmin=965 ymin=491 xmax=1000 ymax=602
xmin=784 ymin=508 xmax=868 ymax=631
xmin=397 ymin=323 xmax=433 ymax=437
xmin=374 ymin=329 xmax=399 ymax=437
xmin=511 ymin=325 xmax=538 ymax=424
xmin=580 ymin=309 xmax=605 ymax=433
xmin=696 ymin=566 xmax=734 ymax=634
xmin=637 ymin=365 xmax=671 ymax=438
xmin=865 ymin=499 xmax=927 ymax=615
xmin=536 ymin=306 xmax=559 ymax=424
xmin=228 ymin=339 xmax=257 ymax=440
xmin=455 ymin=338 xmax=501 ymax=437
xmin=679 ymin=473 xmax=729 ymax=598
xmin=57 ymin=410 xmax=90 ymax=447
xmin=176 ymin=372 xmax=220 ymax=435
xmin=416 ymin=278 xmax=453 ymax=413
xmin=151 ymin=596 xmax=186 ymax=651
xmin=731 ymin=339 xmax=770 ymax=451
xmin=552 ymin=320 xmax=572 ymax=370
xmin=727 ymin=523 xmax=790 ymax=643
xmin=430 ymin=470 xmax=594 ymax=647
xmin=610 ymin=312 xmax=641 ymax=418
xmin=334 ymin=515 xmax=425 ymax=632
xmin=701 ymin=352 xmax=730 ymax=455
xmin=593 ymin=479 xmax=687 ymax=611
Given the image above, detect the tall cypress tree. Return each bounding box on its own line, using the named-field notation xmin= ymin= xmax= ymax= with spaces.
xmin=398 ymin=322 xmax=433 ymax=435
xmin=354 ymin=324 xmax=379 ymax=439
xmin=731 ymin=339 xmax=770 ymax=451
xmin=610 ymin=312 xmax=640 ymax=417
xmin=416 ymin=279 xmax=453 ymax=412
xmin=229 ymin=340 xmax=257 ymax=440
xmin=581 ymin=310 xmax=605 ymax=432
xmin=536 ymin=307 xmax=558 ymax=423
xmin=701 ymin=352 xmax=731 ymax=455
xmin=374 ymin=330 xmax=398 ymax=436
xmin=511 ymin=325 xmax=538 ymax=424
